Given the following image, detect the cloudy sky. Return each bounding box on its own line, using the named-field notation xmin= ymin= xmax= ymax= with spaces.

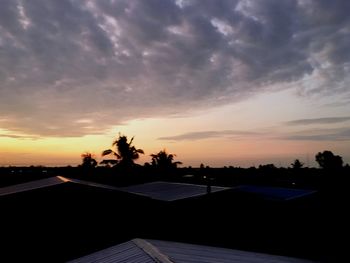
xmin=1 ymin=0 xmax=350 ymax=167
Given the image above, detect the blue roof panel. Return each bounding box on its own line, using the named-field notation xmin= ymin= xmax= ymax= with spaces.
xmin=234 ymin=185 xmax=317 ymax=201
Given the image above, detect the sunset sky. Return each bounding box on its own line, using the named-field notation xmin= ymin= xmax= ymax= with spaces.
xmin=1 ymin=0 xmax=350 ymax=167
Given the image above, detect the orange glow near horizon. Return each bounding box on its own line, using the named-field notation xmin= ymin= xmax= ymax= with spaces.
xmin=1 ymin=90 xmax=350 ymax=167
xmin=1 ymin=127 xmax=349 ymax=167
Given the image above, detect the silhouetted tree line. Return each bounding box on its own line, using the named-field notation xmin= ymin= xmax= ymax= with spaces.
xmin=1 ymin=133 xmax=348 ymax=189
xmin=73 ymin=133 xmax=350 ymax=188
xmin=80 ymin=134 xmax=348 ymax=173
xmin=79 ymin=134 xmax=181 ymax=178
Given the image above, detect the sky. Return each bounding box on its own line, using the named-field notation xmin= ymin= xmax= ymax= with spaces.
xmin=0 ymin=0 xmax=350 ymax=167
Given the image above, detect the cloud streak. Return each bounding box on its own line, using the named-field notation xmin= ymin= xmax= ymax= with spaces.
xmin=286 ymin=116 xmax=350 ymax=125
xmin=158 ymin=130 xmax=259 ymax=141
xmin=0 ymin=133 xmax=38 ymax=139
xmin=0 ymin=0 xmax=350 ymax=136
xmin=283 ymin=128 xmax=350 ymax=141
xmin=162 ymin=126 xmax=350 ymax=142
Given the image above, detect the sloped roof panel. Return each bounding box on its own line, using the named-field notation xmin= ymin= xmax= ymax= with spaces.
xmin=147 ymin=239 xmax=314 ymax=263
xmin=0 ymin=176 xmax=67 ymax=196
xmin=234 ymin=185 xmax=317 ymax=201
xmin=121 ymin=181 xmax=229 ymax=201
xmin=69 ymin=240 xmax=156 ymax=263
xmin=0 ymin=176 xmax=121 ymax=197
xmin=70 ymin=239 xmax=316 ymax=263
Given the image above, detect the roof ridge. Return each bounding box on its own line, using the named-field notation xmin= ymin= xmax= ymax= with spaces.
xmin=63 ymin=176 xmax=121 ymax=191
xmin=0 ymin=176 xmax=67 ymax=196
xmin=132 ymin=239 xmax=174 ymax=263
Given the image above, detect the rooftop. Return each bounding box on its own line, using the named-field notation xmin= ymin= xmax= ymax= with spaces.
xmin=0 ymin=176 xmax=119 ymax=197
xmin=0 ymin=177 xmax=229 ymax=201
xmin=69 ymin=238 xmax=315 ymax=263
xmin=120 ymin=181 xmax=230 ymax=201
xmin=233 ymin=185 xmax=317 ymax=201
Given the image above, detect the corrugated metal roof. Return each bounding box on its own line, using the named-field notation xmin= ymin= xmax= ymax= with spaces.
xmin=69 ymin=239 xmax=316 ymax=263
xmin=0 ymin=176 xmax=67 ymax=196
xmin=0 ymin=176 xmax=120 ymax=197
xmin=147 ymin=239 xmax=315 ymax=263
xmin=120 ymin=181 xmax=229 ymax=201
xmin=0 ymin=177 xmax=228 ymax=201
xmin=65 ymin=177 xmax=120 ymax=191
xmin=68 ymin=240 xmax=156 ymax=263
xmin=234 ymin=185 xmax=317 ymax=201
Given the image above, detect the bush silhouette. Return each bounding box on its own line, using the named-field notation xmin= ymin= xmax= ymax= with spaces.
xmin=315 ymin=151 xmax=343 ymax=170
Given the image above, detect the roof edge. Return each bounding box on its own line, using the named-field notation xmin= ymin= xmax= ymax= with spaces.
xmin=0 ymin=176 xmax=67 ymax=197
xmin=132 ymin=239 xmax=174 ymax=263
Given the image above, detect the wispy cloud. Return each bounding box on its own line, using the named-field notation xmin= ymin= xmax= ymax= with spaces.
xmin=283 ymin=127 xmax=350 ymax=141
xmin=0 ymin=134 xmax=39 ymax=140
xmin=0 ymin=0 xmax=350 ymax=136
xmin=161 ymin=126 xmax=350 ymax=142
xmin=286 ymin=117 xmax=350 ymax=125
xmin=158 ymin=130 xmax=259 ymax=141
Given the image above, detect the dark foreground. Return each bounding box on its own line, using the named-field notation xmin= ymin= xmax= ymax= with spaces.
xmin=0 ymin=167 xmax=347 ymax=262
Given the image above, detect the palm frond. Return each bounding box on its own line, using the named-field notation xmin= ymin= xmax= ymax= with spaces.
xmin=136 ymin=149 xmax=144 ymax=154
xmin=100 ymin=159 xmax=118 ymax=165
xmin=102 ymin=149 xmax=114 ymax=156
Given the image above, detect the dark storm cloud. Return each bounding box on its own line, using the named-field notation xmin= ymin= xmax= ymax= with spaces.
xmin=286 ymin=116 xmax=350 ymax=125
xmin=0 ymin=0 xmax=350 ymax=136
xmin=158 ymin=130 xmax=259 ymax=141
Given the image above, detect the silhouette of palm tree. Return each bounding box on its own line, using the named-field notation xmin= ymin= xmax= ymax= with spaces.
xmin=102 ymin=134 xmax=144 ymax=168
xmin=150 ymin=149 xmax=182 ymax=170
xmin=81 ymin=152 xmax=97 ymax=168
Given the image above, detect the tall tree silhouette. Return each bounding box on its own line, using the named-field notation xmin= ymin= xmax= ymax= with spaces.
xmin=80 ymin=152 xmax=97 ymax=177
xmin=81 ymin=152 xmax=97 ymax=168
xmin=102 ymin=134 xmax=144 ymax=168
xmin=291 ymin=159 xmax=304 ymax=169
xmin=315 ymin=150 xmax=343 ymax=170
xmin=150 ymin=149 xmax=182 ymax=171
